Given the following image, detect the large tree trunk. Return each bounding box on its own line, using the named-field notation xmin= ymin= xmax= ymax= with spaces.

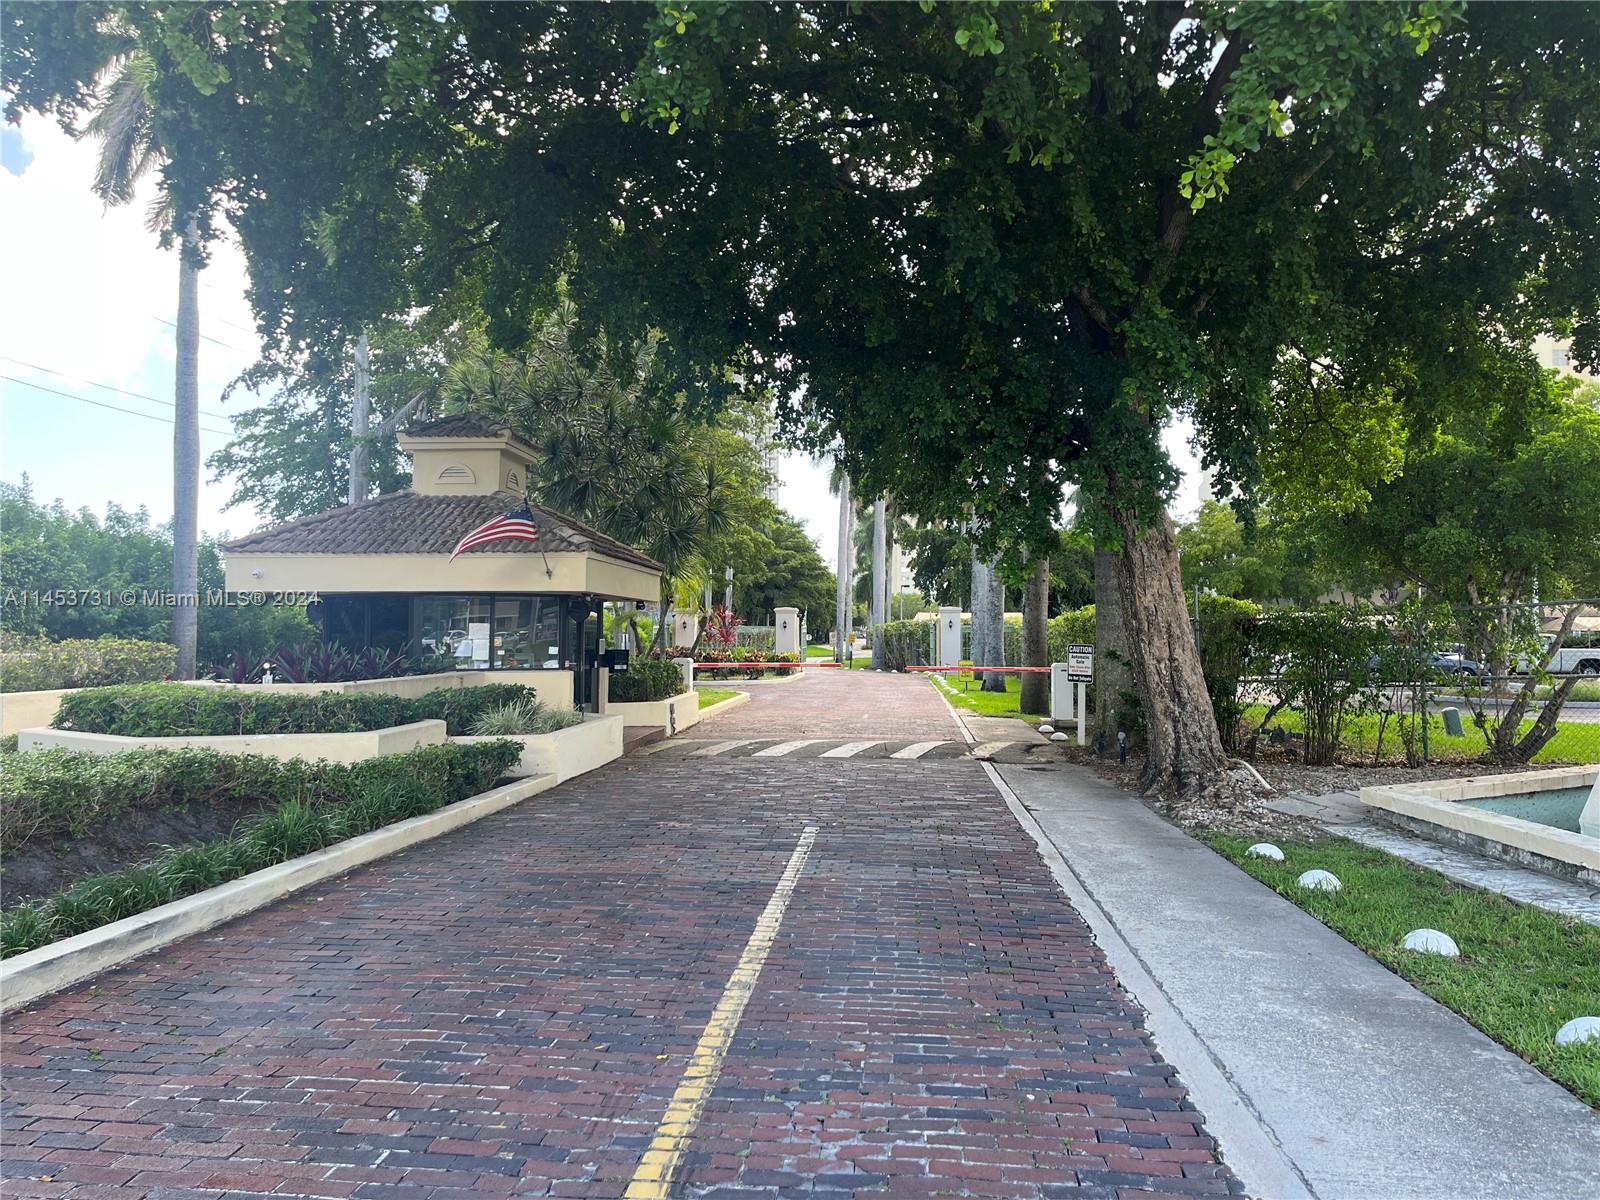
xmin=1093 ymin=546 xmax=1139 ymax=752
xmin=347 ymin=331 xmax=372 ymax=505
xmin=835 ymin=472 xmax=851 ymax=661
xmin=1020 ymin=557 xmax=1050 ymax=714
xmin=870 ymin=497 xmax=887 ymax=668
xmin=970 ymin=546 xmax=990 ymax=678
xmin=172 ymin=217 xmax=201 ymax=680
xmin=1106 ymin=493 xmax=1231 ymax=796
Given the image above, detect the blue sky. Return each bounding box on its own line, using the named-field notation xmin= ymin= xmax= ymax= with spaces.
xmin=0 ymin=111 xmax=1203 ymax=565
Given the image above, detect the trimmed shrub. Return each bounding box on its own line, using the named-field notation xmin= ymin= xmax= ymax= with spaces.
xmin=609 ymin=656 xmax=687 ymax=703
xmin=52 ymin=682 xmax=540 ymax=738
xmin=0 ymin=739 xmax=521 ymax=958
xmin=1 ymin=637 xmax=176 ymax=693
xmin=876 ymin=620 xmax=931 ymax=671
xmin=0 ymin=740 xmax=521 ymax=856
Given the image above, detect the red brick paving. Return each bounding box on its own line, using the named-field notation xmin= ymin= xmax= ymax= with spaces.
xmin=1 ymin=672 xmax=1239 ymax=1199
xmin=694 ymin=670 xmax=963 ymax=740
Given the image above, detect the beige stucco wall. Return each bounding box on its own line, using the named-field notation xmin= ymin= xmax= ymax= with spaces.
xmin=454 ymin=713 xmax=623 ymax=782
xmin=18 ymin=719 xmax=448 ymax=764
xmin=605 ymin=690 xmax=701 ymax=737
xmin=1 ymin=688 xmax=75 ymax=738
xmin=224 ymin=551 xmax=659 ymax=602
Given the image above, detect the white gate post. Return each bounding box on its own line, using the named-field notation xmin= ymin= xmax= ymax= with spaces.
xmin=936 ymin=606 xmax=961 ymax=667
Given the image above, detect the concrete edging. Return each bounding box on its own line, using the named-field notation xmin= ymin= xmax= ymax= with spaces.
xmin=0 ymin=772 xmax=555 ymax=1013
xmin=694 ymin=691 xmax=751 ymax=721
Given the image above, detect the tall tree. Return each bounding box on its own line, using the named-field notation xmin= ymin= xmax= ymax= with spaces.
xmin=834 ymin=469 xmax=852 ymax=661
xmin=15 ymin=3 xmax=1598 ymax=799
xmin=84 ymin=48 xmax=204 ymax=678
xmin=869 ymin=497 xmax=887 ymax=669
xmin=1020 ymin=558 xmax=1051 ymax=715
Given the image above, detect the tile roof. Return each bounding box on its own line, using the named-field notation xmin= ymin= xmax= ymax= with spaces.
xmin=221 ymin=491 xmax=663 ymax=571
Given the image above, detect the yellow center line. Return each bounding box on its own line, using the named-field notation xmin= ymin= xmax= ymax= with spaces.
xmin=624 ymin=825 xmax=819 ymax=1199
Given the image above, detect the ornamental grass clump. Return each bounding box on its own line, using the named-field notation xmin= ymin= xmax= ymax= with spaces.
xmin=468 ymin=700 xmax=586 ymax=736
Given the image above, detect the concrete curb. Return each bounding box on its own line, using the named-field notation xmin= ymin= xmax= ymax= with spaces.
xmin=0 ymin=773 xmax=555 ymax=1013
xmin=980 ymin=761 xmax=1314 ymax=1200
xmin=694 ymin=691 xmax=751 ymax=722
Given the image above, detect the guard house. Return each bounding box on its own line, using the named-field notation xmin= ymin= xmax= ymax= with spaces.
xmin=221 ymin=414 xmax=663 ymax=710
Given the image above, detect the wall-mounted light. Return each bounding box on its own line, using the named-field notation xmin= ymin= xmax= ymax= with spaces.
xmin=250 ymin=569 xmax=264 ymax=579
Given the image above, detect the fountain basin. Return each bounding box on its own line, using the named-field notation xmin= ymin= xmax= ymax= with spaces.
xmin=1359 ymin=767 xmax=1600 ymax=886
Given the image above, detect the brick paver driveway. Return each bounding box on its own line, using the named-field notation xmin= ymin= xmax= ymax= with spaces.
xmin=2 ymin=671 xmax=1238 ymax=1199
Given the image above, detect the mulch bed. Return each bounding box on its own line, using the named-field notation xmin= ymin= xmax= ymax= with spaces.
xmin=1 ymin=796 xmax=276 ymax=905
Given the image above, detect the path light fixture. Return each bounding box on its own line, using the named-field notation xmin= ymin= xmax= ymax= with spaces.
xmin=1402 ymin=929 xmax=1459 ymax=957
xmin=1555 ymin=1017 xmax=1600 ymax=1046
xmin=1246 ymin=843 xmax=1284 ymax=861
xmin=1296 ymin=869 xmax=1342 ymax=892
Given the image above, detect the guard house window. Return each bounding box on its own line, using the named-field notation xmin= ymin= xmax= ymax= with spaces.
xmin=415 ymin=596 xmax=492 ymax=668
xmin=494 ymin=597 xmax=560 ymax=669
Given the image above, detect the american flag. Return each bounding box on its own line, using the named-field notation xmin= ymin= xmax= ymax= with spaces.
xmin=449 ymin=504 xmax=542 ymax=560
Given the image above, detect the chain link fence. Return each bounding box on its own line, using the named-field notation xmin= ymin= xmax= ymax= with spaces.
xmin=1199 ymin=597 xmax=1600 ymax=767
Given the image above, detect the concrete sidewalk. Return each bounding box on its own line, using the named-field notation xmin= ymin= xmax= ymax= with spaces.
xmin=997 ymin=763 xmax=1600 ymax=1200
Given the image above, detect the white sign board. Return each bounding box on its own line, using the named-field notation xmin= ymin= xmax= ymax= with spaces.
xmin=1067 ymin=644 xmax=1093 ymax=681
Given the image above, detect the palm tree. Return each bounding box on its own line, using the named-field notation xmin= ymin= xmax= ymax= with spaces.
xmin=870 ymin=497 xmax=887 ymax=668
xmin=88 ymin=51 xmax=203 ymax=678
xmin=834 ymin=469 xmax=852 ymax=662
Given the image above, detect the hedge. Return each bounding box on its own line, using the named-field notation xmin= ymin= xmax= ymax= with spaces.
xmin=694 ymin=649 xmax=801 ymax=680
xmin=52 ymin=682 xmax=540 ymax=738
xmin=0 ymin=740 xmax=523 ymax=958
xmin=1 ymin=636 xmax=176 ymax=693
xmin=609 ymin=657 xmax=686 ymax=703
xmin=1 ymin=740 xmax=522 ymax=856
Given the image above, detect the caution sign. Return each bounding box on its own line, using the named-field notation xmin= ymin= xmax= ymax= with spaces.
xmin=1067 ymin=644 xmax=1093 ymax=681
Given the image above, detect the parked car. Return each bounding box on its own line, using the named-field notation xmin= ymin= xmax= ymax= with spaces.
xmin=1367 ymin=648 xmax=1490 ymax=682
xmin=1522 ymin=633 xmax=1600 ymax=676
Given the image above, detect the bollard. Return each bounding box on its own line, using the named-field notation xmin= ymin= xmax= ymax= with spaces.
xmin=1118 ymin=730 xmax=1128 ymax=765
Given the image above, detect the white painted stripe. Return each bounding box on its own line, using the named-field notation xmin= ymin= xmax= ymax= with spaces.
xmin=751 ymin=739 xmax=821 ymax=758
xmin=969 ymin=741 xmax=1013 ymax=759
xmin=624 ymin=826 xmax=819 ymax=1198
xmin=689 ymin=740 xmax=758 ymax=757
xmin=890 ymin=740 xmax=947 ymax=760
xmin=819 ymin=740 xmax=880 ymax=758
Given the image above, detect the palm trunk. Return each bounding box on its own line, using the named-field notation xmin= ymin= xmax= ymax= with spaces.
xmin=835 ymin=472 xmax=851 ymax=661
xmin=870 ymin=497 xmax=887 ymax=669
xmin=1105 ymin=487 xmax=1230 ymax=796
xmin=172 ymin=216 xmax=201 ymax=680
xmin=970 ymin=545 xmax=989 ymax=677
xmin=1093 ymin=545 xmax=1139 ymax=752
xmin=1020 ymin=557 xmax=1050 ymax=714
xmin=981 ymin=553 xmax=1005 ymax=692
xmin=347 ymin=330 xmax=372 ymax=505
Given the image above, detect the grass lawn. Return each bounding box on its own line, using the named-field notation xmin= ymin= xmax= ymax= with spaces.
xmin=928 ymin=670 xmax=1051 ymax=720
xmin=1207 ymin=833 xmax=1600 ymax=1106
xmin=805 ymin=645 xmax=834 ymax=658
xmin=1241 ymin=703 xmax=1600 ymax=764
xmin=696 ymin=687 xmax=740 ymax=709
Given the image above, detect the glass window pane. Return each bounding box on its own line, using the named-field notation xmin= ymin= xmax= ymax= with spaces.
xmin=494 ymin=597 xmax=536 ymax=669
xmin=415 ymin=597 xmax=491 ymax=668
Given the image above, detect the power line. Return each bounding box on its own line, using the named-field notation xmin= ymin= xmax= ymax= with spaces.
xmin=151 ymin=316 xmax=254 ymax=356
xmin=0 ymin=375 xmax=234 ymax=437
xmin=0 ymin=355 xmax=232 ymax=421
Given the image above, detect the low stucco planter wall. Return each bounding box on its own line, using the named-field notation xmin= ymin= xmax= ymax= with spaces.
xmin=16 ymin=719 xmax=447 ymax=764
xmin=0 ymin=670 xmax=576 ymax=736
xmin=454 ymin=713 xmax=623 ymax=784
xmin=605 ymin=690 xmax=701 ymax=737
xmin=0 ymin=772 xmax=555 ymax=1013
xmin=0 ymin=688 xmax=75 ymax=738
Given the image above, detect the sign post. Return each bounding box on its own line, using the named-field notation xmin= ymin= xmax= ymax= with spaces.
xmin=1067 ymin=644 xmax=1093 ymax=746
